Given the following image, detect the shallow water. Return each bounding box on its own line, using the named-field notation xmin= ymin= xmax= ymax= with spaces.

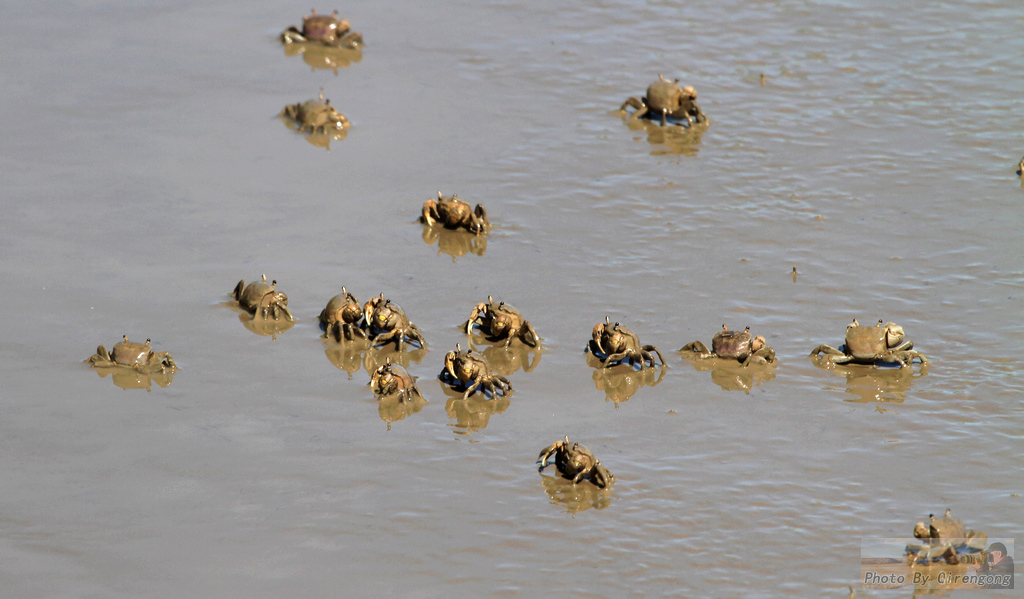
xmin=1 ymin=0 xmax=1022 ymax=597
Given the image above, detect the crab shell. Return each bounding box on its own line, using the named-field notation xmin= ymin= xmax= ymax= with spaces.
xmin=914 ymin=512 xmax=968 ymax=542
xmin=110 ymin=338 xmax=157 ymax=366
xmin=645 ymin=75 xmax=697 ymax=114
xmin=711 ymin=327 xmax=752 ymax=359
xmin=369 ymin=361 xmax=416 ymax=397
xmin=845 ymin=321 xmax=905 ymax=360
xmin=301 ymin=11 xmax=351 ymax=42
xmin=320 ymin=289 xmax=363 ymax=327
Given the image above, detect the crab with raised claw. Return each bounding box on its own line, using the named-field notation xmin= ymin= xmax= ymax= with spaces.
xmin=679 ymin=324 xmax=776 ymax=366
xmin=906 ymin=509 xmax=987 ymax=565
xmin=588 ymin=316 xmax=665 ymax=369
xmin=440 ymin=343 xmax=512 ymax=400
xmin=537 ymin=436 xmax=615 ymax=489
xmin=364 ymin=295 xmax=425 ymax=351
xmin=319 ymin=287 xmax=367 ymax=342
xmin=368 ymin=357 xmax=422 ymax=402
xmin=232 ymin=274 xmax=295 ymax=322
xmin=87 ymin=335 xmax=177 ymax=374
xmin=280 ymin=91 xmax=350 ymax=136
xmin=419 ymin=191 xmax=490 ymax=235
xmin=810 ymin=319 xmax=927 ymax=367
xmin=279 ymin=9 xmax=364 ymax=49
xmin=464 ymin=296 xmax=540 ymax=348
xmin=620 ymin=74 xmax=707 ymax=127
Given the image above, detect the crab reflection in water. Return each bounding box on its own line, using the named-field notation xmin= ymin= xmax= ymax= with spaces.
xmin=234 ymin=309 xmax=294 ymax=338
xmin=538 ymin=473 xmax=612 ymax=514
xmin=90 ymin=366 xmax=174 ymax=391
xmin=375 ymin=392 xmax=427 ymax=431
xmin=281 ymin=44 xmax=361 ymax=75
xmin=323 ymin=340 xmax=426 ymax=381
xmin=814 ymin=361 xmax=928 ymax=404
xmin=436 ymin=380 xmax=510 ymax=437
xmin=465 ymin=338 xmax=541 ymax=377
xmin=682 ymin=359 xmax=776 ymax=394
xmin=586 ymin=352 xmax=665 ymax=406
xmin=621 ymin=114 xmax=707 ymax=157
xmin=421 ymin=224 xmax=487 ymax=262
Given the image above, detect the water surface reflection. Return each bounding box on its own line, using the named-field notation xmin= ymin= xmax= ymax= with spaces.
xmin=813 ymin=362 xmax=927 ymax=404
xmin=681 ymin=358 xmax=777 ymax=394
xmin=281 ymin=43 xmax=361 ymax=75
xmin=586 ymin=353 xmax=665 ymax=406
xmin=89 ymin=366 xmax=174 ymax=391
xmin=438 ymin=380 xmax=511 ymax=437
xmin=420 ymin=225 xmax=487 ymax=261
xmin=538 ymin=474 xmax=612 ymax=514
xmin=620 ymin=114 xmax=707 ymax=156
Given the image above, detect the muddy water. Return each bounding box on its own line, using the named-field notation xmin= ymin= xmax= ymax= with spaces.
xmin=1 ymin=0 xmax=1021 ymax=596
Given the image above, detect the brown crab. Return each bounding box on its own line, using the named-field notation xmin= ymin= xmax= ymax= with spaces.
xmin=810 ymin=319 xmax=927 ymax=367
xmin=679 ymin=324 xmax=776 ymax=366
xmin=440 ymin=343 xmax=512 ymax=400
xmin=587 ymin=317 xmax=665 ymax=369
xmin=620 ymin=74 xmax=707 ymax=127
xmin=906 ymin=509 xmax=987 ymax=565
xmin=537 ymin=436 xmax=615 ymax=489
xmin=319 ymin=287 xmax=367 ymax=342
xmin=279 ymin=9 xmax=364 ymax=49
xmin=419 ymin=191 xmax=490 ymax=235
xmin=280 ymin=91 xmax=350 ymax=140
xmin=87 ymin=335 xmax=176 ymax=374
xmin=368 ymin=357 xmax=422 ymax=402
xmin=364 ymin=295 xmax=425 ymax=350
xmin=232 ymin=274 xmax=295 ymax=322
xmin=464 ymin=296 xmax=540 ymax=348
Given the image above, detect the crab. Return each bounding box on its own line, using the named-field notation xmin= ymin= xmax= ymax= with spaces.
xmin=319 ymin=287 xmax=367 ymax=342
xmin=537 ymin=436 xmax=615 ymax=489
xmin=364 ymin=295 xmax=425 ymax=351
xmin=810 ymin=319 xmax=927 ymax=367
xmin=280 ymin=91 xmax=350 ymax=136
xmin=679 ymin=324 xmax=776 ymax=366
xmin=87 ymin=335 xmax=176 ymax=374
xmin=587 ymin=317 xmax=666 ymax=369
xmin=906 ymin=509 xmax=987 ymax=565
xmin=368 ymin=357 xmax=422 ymax=402
xmin=464 ymin=296 xmax=540 ymax=348
xmin=279 ymin=9 xmax=364 ymax=49
xmin=620 ymin=74 xmax=707 ymax=127
xmin=440 ymin=343 xmax=512 ymax=400
xmin=232 ymin=274 xmax=295 ymax=322
xmin=419 ymin=191 xmax=490 ymax=235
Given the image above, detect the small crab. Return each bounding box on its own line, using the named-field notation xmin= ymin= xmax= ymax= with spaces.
xmin=279 ymin=9 xmax=364 ymax=49
xmin=906 ymin=509 xmax=987 ymax=565
xmin=365 ymin=296 xmax=425 ymax=350
xmin=464 ymin=296 xmax=540 ymax=348
xmin=419 ymin=191 xmax=490 ymax=234
xmin=368 ymin=357 xmax=422 ymax=402
xmin=280 ymin=91 xmax=350 ymax=136
xmin=587 ymin=317 xmax=665 ymax=369
xmin=620 ymin=74 xmax=707 ymax=127
xmin=679 ymin=324 xmax=776 ymax=366
xmin=440 ymin=343 xmax=512 ymax=399
xmin=810 ymin=319 xmax=927 ymax=367
xmin=319 ymin=287 xmax=367 ymax=342
xmin=537 ymin=436 xmax=615 ymax=489
xmin=232 ymin=274 xmax=295 ymax=322
xmin=87 ymin=335 xmax=176 ymax=374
